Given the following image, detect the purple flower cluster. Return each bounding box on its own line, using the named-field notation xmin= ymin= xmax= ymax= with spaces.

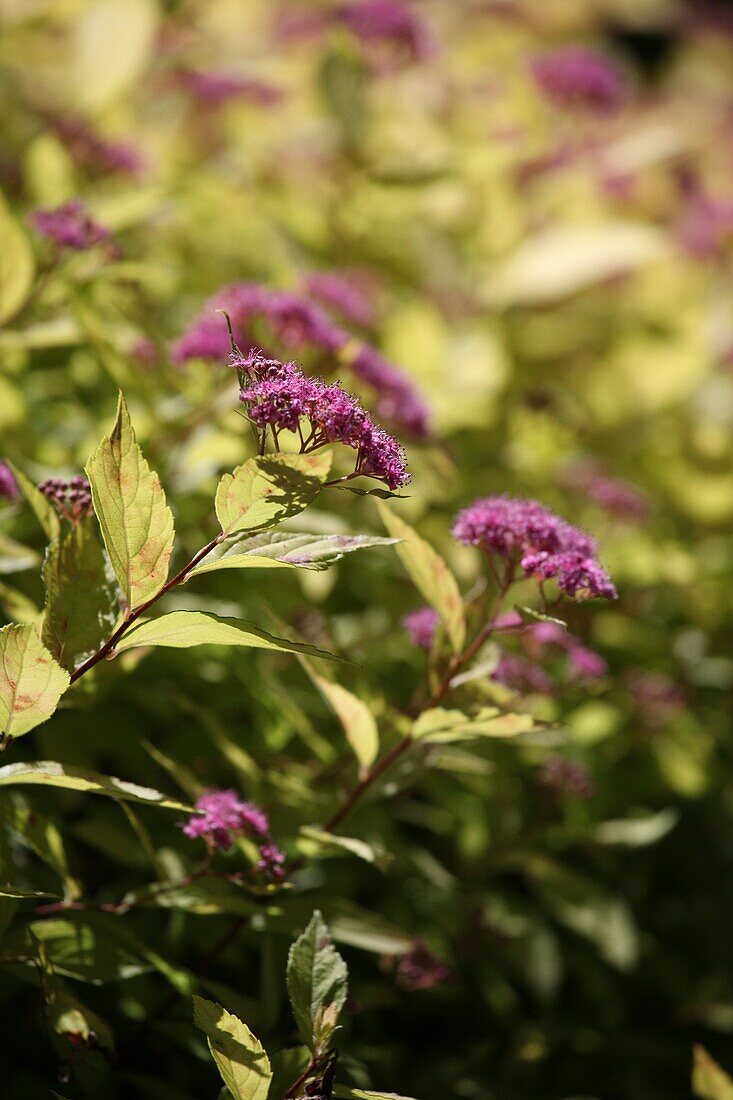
xmin=538 ymin=754 xmax=595 ymax=799
xmin=302 ymin=270 xmax=377 ymax=328
xmin=452 ymin=496 xmax=616 ymax=600
xmin=395 ymin=942 xmax=453 ymax=991
xmin=39 ymin=476 xmax=93 ymax=521
xmin=530 ymin=622 xmax=608 ymax=682
xmin=338 ymin=0 xmax=435 ymax=64
xmin=171 ymin=282 xmax=430 ymax=437
xmin=182 ymin=789 xmax=269 ymax=851
xmin=492 ymin=653 xmax=554 ymax=695
xmin=531 ymin=47 xmax=626 ymax=113
xmin=237 ymin=351 xmax=410 ymax=489
xmin=50 ymin=114 xmax=143 ymax=176
xmin=402 ymin=606 xmax=439 ymax=649
xmin=677 ymin=192 xmax=733 ymax=259
xmin=176 ymin=68 xmax=283 ymax=107
xmin=257 ymin=843 xmax=287 ymax=882
xmin=0 ymin=462 xmax=18 ymax=502
xmin=561 ymin=461 xmax=649 ymax=523
xmin=31 ymin=200 xmax=111 ymax=252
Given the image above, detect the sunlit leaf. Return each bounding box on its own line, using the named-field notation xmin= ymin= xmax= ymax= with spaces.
xmin=0 ymin=194 xmax=34 ymax=324
xmin=0 ymin=624 xmax=69 ymax=740
xmin=286 ymin=910 xmax=348 ymax=1053
xmin=693 ymin=1045 xmax=733 ymax=1100
xmin=0 ymin=534 xmax=40 ymax=576
xmin=188 ymin=531 xmax=398 ymax=578
xmin=300 ymin=660 xmax=378 ymax=769
xmin=0 ymin=760 xmax=191 ymax=810
xmin=215 ymin=453 xmax=332 ymax=537
xmin=412 ymin=706 xmax=536 ymax=743
xmin=376 ymin=503 xmax=465 ymax=653
xmin=86 ymin=392 xmax=174 ymax=610
xmin=8 ymin=462 xmax=60 ymax=541
xmin=193 ymin=995 xmax=272 ymax=1100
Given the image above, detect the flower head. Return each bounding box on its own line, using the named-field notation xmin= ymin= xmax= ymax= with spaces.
xmin=303 ymin=270 xmax=377 ymax=328
xmin=531 ymin=47 xmax=626 ymax=112
xmin=31 ymin=200 xmax=111 ymax=252
xmin=256 ymin=842 xmax=287 ymax=882
xmin=182 ymin=789 xmax=269 ymax=851
xmin=0 ymin=462 xmax=18 ymax=502
xmin=50 ymin=114 xmax=143 ymax=175
xmin=538 ymin=754 xmax=595 ymax=799
xmin=452 ymin=496 xmax=616 ymax=600
xmin=561 ymin=461 xmax=649 ymax=523
xmin=395 ymin=942 xmax=453 ymax=990
xmin=402 ymin=606 xmax=439 ymax=649
xmin=338 ymin=0 xmax=435 ymax=63
xmin=177 ymin=68 xmax=283 ymax=107
xmin=237 ymin=351 xmax=410 ymax=490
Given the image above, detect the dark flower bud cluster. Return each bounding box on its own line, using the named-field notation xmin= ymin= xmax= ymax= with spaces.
xmin=402 ymin=606 xmax=440 ymax=649
xmin=452 ymin=496 xmax=616 ymax=600
xmin=30 ymin=200 xmax=112 ymax=253
xmin=0 ymin=461 xmax=18 ymax=502
xmin=256 ymin=843 xmax=287 ymax=883
xmin=39 ymin=476 xmax=94 ymax=521
xmin=175 ymin=67 xmax=283 ymax=107
xmin=236 ymin=350 xmax=410 ymax=490
xmin=538 ymin=754 xmax=595 ymax=800
xmin=49 ymin=113 xmax=143 ymax=176
xmin=172 ymin=282 xmax=430 ymax=437
xmin=561 ymin=460 xmax=650 ymax=523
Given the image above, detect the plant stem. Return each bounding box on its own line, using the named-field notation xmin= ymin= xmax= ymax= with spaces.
xmin=68 ymin=532 xmax=225 ymax=685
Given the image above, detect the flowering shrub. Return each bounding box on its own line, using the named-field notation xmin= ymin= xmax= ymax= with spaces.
xmin=0 ymin=3 xmax=732 ymax=1099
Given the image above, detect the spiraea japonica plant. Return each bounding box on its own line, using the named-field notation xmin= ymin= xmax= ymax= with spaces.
xmin=0 ymin=320 xmax=619 ymax=1098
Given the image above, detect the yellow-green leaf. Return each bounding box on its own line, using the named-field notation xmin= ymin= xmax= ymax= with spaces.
xmin=376 ymin=502 xmax=465 ymax=653
xmin=412 ymin=706 xmax=536 ymax=742
xmin=0 ymin=194 xmax=34 ymax=324
xmin=301 ymin=660 xmax=378 ymax=769
xmin=8 ymin=462 xmax=61 ymax=542
xmin=86 ymin=392 xmax=174 ymax=610
xmin=0 ymin=624 xmax=69 ymax=740
xmin=70 ymin=0 xmax=159 ymax=111
xmin=193 ymin=995 xmax=272 ymax=1100
xmin=114 ymin=610 xmax=339 ymax=662
xmin=0 ymin=760 xmax=191 ymax=811
xmin=215 ymin=452 xmax=332 ymax=537
xmin=188 ymin=531 xmax=398 ymax=578
xmin=42 ymin=519 xmax=119 ymax=672
xmin=693 ymin=1046 xmax=733 ymax=1100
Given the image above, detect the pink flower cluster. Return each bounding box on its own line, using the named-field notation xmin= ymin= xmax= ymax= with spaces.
xmin=0 ymin=462 xmax=18 ymax=502
xmin=395 ymin=941 xmax=453 ymax=991
xmin=561 ymin=461 xmax=649 ymax=523
xmin=302 ymin=270 xmax=377 ymax=328
xmin=176 ymin=68 xmax=283 ymax=107
xmin=452 ymin=496 xmax=616 ymax=600
xmin=402 ymin=606 xmax=440 ymax=649
xmin=677 ymin=192 xmax=733 ymax=259
xmin=50 ymin=114 xmax=143 ymax=176
xmin=31 ymin=200 xmax=111 ymax=252
xmin=531 ymin=47 xmax=626 ymax=112
xmin=172 ymin=282 xmax=430 ymax=437
xmin=182 ymin=789 xmax=269 ymax=851
xmin=237 ymin=351 xmax=410 ymax=489
xmin=338 ymin=0 xmax=435 ymax=64
xmin=530 ymin=622 xmax=608 ymax=682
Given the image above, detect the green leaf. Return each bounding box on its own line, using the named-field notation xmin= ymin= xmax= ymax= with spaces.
xmin=693 ymin=1045 xmax=733 ymax=1099
xmin=0 ymin=624 xmax=70 ymax=740
xmin=215 ymin=453 xmax=332 ymax=537
xmin=0 ymin=885 xmax=59 ymax=899
xmin=0 ymin=760 xmax=192 ymax=810
xmin=301 ymin=664 xmax=378 ymax=770
xmin=334 ymin=1090 xmax=418 ymax=1100
xmin=0 ymin=195 xmax=35 ymax=324
xmin=0 ymin=533 xmax=40 ymax=576
xmin=412 ymin=706 xmax=536 ymax=743
xmin=193 ymin=995 xmax=272 ymax=1100
xmin=376 ymin=503 xmax=465 ymax=653
xmin=286 ymin=910 xmax=348 ymax=1053
xmin=114 ymin=611 xmax=340 ymax=662
xmin=1 ymin=794 xmax=81 ymax=898
xmin=0 ymin=581 xmax=42 ymax=623
xmin=85 ymin=392 xmax=174 ymax=610
xmin=7 ymin=462 xmax=61 ymax=541
xmin=268 ymin=1047 xmax=311 ymax=1100
xmin=26 ymin=917 xmax=150 ymax=983
xmin=42 ymin=518 xmax=119 ymax=672
xmin=299 ymin=827 xmax=388 ymax=868
xmin=188 ymin=531 xmax=398 ymax=578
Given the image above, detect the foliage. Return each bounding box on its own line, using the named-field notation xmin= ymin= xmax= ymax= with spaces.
xmin=0 ymin=2 xmax=732 ymax=1099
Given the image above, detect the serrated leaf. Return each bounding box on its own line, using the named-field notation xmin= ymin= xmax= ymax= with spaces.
xmin=0 ymin=760 xmax=191 ymax=810
xmin=188 ymin=531 xmax=398 ymax=578
xmin=215 ymin=453 xmax=332 ymax=537
xmin=42 ymin=519 xmax=119 ymax=672
xmin=0 ymin=624 xmax=69 ymax=740
xmin=85 ymin=392 xmax=174 ymax=610
xmin=412 ymin=706 xmax=536 ymax=743
xmin=193 ymin=995 xmax=272 ymax=1100
xmin=376 ymin=503 xmax=465 ymax=653
xmin=286 ymin=910 xmax=348 ymax=1053
xmin=693 ymin=1045 xmax=733 ymax=1099
xmin=114 ymin=610 xmax=340 ymax=662
xmin=7 ymin=462 xmax=61 ymax=541
xmin=334 ymin=1090 xmax=418 ymax=1100
xmin=0 ymin=195 xmax=34 ymax=324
